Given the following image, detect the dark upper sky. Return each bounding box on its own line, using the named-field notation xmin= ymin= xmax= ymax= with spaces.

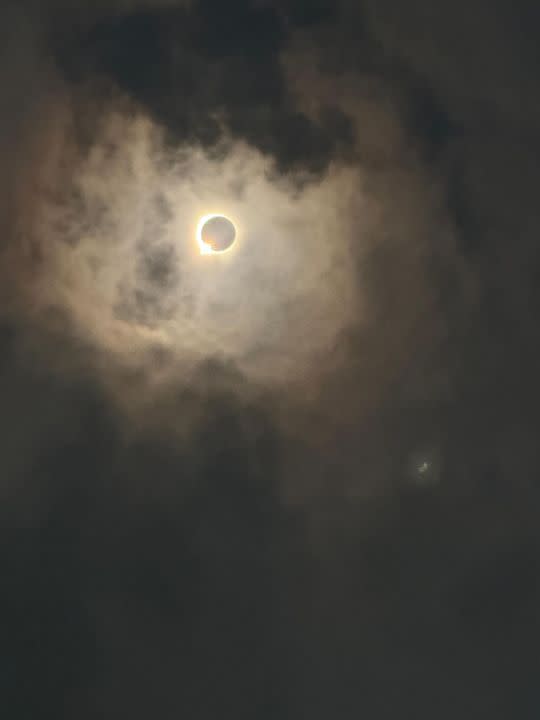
xmin=1 ymin=1 xmax=539 ymax=718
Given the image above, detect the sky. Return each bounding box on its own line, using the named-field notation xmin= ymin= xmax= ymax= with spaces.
xmin=1 ymin=0 xmax=539 ymax=717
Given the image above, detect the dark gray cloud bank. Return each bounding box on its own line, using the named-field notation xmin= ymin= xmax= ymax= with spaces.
xmin=1 ymin=1 xmax=539 ymax=717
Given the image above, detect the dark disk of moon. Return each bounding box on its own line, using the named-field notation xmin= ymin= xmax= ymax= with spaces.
xmin=201 ymin=216 xmax=237 ymax=252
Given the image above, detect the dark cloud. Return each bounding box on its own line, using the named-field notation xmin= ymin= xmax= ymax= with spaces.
xmin=52 ymin=0 xmax=354 ymax=173
xmin=0 ymin=321 xmax=294 ymax=718
xmin=1 ymin=0 xmax=540 ymax=717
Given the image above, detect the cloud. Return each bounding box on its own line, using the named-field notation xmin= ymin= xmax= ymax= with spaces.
xmin=0 ymin=1 xmax=539 ymax=717
xmin=52 ymin=0 xmax=355 ymax=174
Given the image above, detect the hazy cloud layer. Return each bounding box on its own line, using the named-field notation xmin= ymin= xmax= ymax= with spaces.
xmin=1 ymin=1 xmax=539 ymax=717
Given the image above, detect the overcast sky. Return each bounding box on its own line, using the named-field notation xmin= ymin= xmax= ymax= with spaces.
xmin=1 ymin=1 xmax=539 ymax=717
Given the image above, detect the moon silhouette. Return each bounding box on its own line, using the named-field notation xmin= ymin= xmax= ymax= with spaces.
xmin=198 ymin=215 xmax=237 ymax=254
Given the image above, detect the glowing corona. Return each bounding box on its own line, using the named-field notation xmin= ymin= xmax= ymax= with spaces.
xmin=196 ymin=214 xmax=237 ymax=255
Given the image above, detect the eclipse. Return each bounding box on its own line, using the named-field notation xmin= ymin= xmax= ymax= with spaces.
xmin=197 ymin=214 xmax=237 ymax=254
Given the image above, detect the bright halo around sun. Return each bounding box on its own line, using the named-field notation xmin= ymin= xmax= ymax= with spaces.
xmin=197 ymin=214 xmax=238 ymax=255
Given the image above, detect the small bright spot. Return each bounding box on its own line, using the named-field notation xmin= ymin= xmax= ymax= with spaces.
xmin=408 ymin=448 xmax=441 ymax=487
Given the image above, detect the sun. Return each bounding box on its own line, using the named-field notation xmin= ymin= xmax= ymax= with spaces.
xmin=197 ymin=214 xmax=238 ymax=255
